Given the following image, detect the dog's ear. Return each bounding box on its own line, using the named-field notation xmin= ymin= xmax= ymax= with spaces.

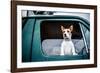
xmin=61 ymin=25 xmax=64 ymax=32
xmin=70 ymin=25 xmax=73 ymax=32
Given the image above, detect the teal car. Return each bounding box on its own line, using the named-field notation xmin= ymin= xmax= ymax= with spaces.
xmin=22 ymin=15 xmax=90 ymax=62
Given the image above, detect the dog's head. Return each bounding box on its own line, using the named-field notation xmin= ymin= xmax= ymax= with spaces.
xmin=61 ymin=25 xmax=73 ymax=40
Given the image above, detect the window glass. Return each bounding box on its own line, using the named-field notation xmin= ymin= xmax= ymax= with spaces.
xmin=81 ymin=24 xmax=90 ymax=53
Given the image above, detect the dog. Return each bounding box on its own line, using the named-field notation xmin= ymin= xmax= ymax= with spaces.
xmin=60 ymin=25 xmax=77 ymax=55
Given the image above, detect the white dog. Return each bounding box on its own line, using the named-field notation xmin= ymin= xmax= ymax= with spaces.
xmin=60 ymin=25 xmax=77 ymax=55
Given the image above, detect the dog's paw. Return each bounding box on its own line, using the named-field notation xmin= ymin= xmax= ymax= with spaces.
xmin=73 ymin=53 xmax=78 ymax=55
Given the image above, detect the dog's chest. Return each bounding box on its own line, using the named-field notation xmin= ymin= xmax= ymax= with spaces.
xmin=61 ymin=40 xmax=74 ymax=55
xmin=62 ymin=41 xmax=73 ymax=48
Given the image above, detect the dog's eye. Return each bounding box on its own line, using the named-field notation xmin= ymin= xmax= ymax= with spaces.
xmin=63 ymin=31 xmax=65 ymax=33
xmin=67 ymin=31 xmax=69 ymax=32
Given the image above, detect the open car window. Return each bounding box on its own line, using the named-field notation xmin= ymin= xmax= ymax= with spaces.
xmin=41 ymin=20 xmax=89 ymax=56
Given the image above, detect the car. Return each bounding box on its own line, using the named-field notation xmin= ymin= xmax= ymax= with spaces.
xmin=22 ymin=11 xmax=90 ymax=62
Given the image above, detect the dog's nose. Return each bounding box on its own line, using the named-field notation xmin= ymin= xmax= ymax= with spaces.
xmin=64 ymin=34 xmax=67 ymax=37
